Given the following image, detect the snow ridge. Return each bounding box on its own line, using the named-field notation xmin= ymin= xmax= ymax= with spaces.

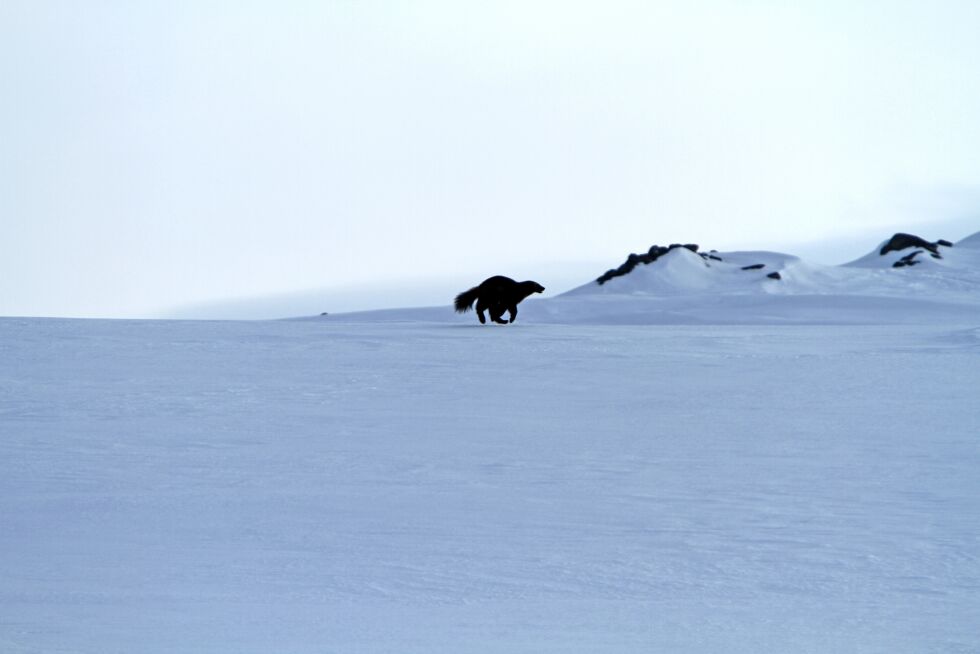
xmin=318 ymin=230 xmax=980 ymax=326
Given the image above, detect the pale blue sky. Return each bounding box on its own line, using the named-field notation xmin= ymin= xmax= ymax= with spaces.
xmin=2 ymin=1 xmax=979 ymax=318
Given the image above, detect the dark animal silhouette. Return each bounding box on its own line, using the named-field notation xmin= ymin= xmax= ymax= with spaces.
xmin=454 ymin=276 xmax=545 ymax=324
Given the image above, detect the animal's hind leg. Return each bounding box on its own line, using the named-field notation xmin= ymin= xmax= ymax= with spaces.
xmin=489 ymin=303 xmax=509 ymax=324
xmin=475 ymin=298 xmax=488 ymax=324
xmin=506 ymin=304 xmax=517 ymax=323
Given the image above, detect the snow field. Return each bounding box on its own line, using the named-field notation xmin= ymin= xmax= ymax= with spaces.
xmin=1 ymin=317 xmax=978 ymax=652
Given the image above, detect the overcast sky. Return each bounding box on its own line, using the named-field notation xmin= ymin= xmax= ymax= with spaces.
xmin=3 ymin=1 xmax=979 ymax=318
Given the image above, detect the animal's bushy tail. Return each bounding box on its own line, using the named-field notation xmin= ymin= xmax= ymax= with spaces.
xmin=454 ymin=286 xmax=480 ymax=313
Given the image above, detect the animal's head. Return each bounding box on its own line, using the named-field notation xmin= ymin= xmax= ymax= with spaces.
xmin=525 ymin=281 xmax=545 ymax=295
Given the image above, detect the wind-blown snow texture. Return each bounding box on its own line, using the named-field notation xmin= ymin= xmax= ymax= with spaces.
xmin=2 ymin=232 xmax=980 ymax=653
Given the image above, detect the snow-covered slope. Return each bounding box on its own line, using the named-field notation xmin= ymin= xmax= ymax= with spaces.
xmin=320 ymin=231 xmax=980 ymax=326
xmin=567 ymin=247 xmax=800 ymax=296
xmin=957 ymin=230 xmax=980 ymax=249
xmin=2 ymin=231 xmax=979 ymax=652
xmin=2 ymin=317 xmax=978 ymax=653
xmin=565 ymin=231 xmax=980 ymax=305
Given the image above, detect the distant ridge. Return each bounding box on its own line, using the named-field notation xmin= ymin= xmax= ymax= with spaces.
xmin=316 ymin=230 xmax=980 ymax=325
xmin=593 ymin=232 xmax=973 ymax=286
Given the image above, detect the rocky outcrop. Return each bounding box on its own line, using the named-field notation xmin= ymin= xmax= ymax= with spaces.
xmin=879 ymin=233 xmax=952 ymax=258
xmin=597 ymin=243 xmax=708 ymax=285
xmin=596 ymin=243 xmax=780 ymax=285
xmin=892 ymin=252 xmax=922 ymax=268
xmin=874 ymin=232 xmax=957 ymax=268
xmin=596 ymin=242 xmax=785 ymax=285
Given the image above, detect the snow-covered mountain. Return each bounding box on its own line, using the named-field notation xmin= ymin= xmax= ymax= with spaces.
xmin=569 ymin=230 xmax=980 ymax=299
xmin=320 ymin=231 xmax=980 ymax=325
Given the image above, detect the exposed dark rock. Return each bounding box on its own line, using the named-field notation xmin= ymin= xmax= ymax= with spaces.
xmin=597 ymin=242 xmax=707 ymax=284
xmin=597 ymin=269 xmax=618 ymax=284
xmin=892 ymin=251 xmax=923 ymax=268
xmin=879 ymin=233 xmax=951 ymax=257
xmin=593 ymin=232 xmax=956 ymax=286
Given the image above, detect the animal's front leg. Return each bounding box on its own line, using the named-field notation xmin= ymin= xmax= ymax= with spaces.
xmin=507 ymin=305 xmax=517 ymax=323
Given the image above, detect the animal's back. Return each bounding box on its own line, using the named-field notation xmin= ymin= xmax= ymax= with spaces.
xmin=479 ymin=275 xmax=517 ymax=291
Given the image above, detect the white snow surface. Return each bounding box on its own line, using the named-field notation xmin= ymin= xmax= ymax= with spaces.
xmin=326 ymin=231 xmax=980 ymax=325
xmin=2 ymin=233 xmax=980 ymax=653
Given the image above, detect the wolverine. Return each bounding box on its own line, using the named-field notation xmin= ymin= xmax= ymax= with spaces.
xmin=454 ymin=276 xmax=545 ymax=324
